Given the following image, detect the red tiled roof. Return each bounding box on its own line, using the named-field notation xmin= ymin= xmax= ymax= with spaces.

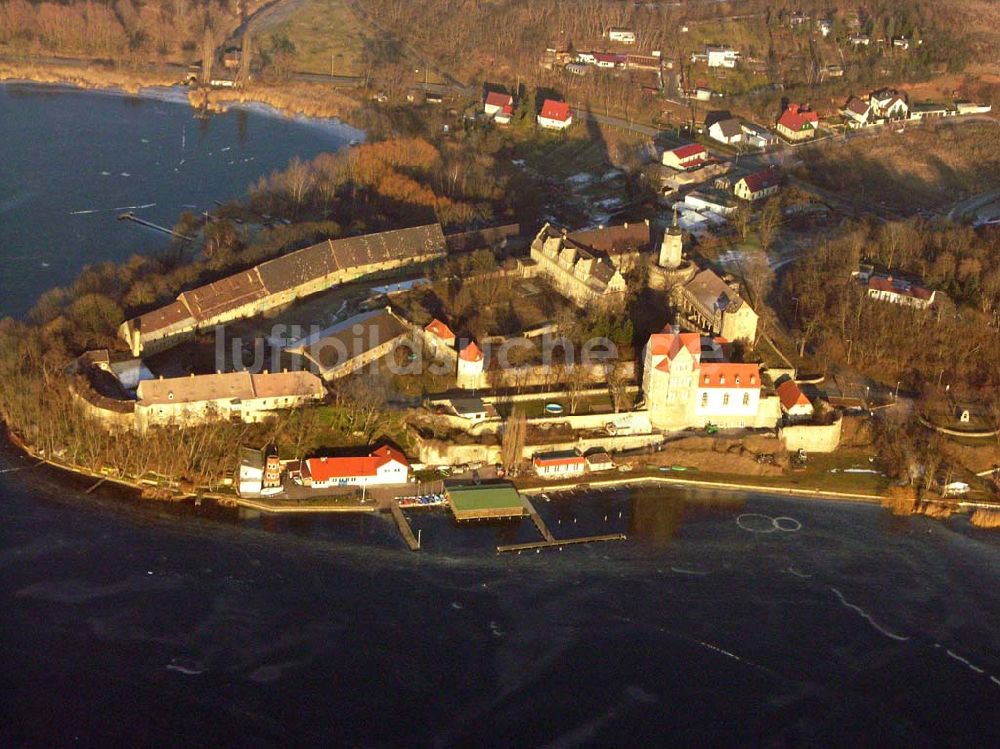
xmin=777 ymin=104 xmax=818 ymax=131
xmin=867 ymin=275 xmax=933 ymax=300
xmin=425 ymin=318 xmax=455 ymax=341
xmin=777 ymin=379 xmax=811 ymax=410
xmin=539 ymin=99 xmax=571 ymax=122
xmin=740 ymin=167 xmax=780 ymax=194
xmin=669 ymin=143 xmax=708 ymax=160
xmin=485 ymin=91 xmax=512 ymax=108
xmin=305 ymin=445 xmax=409 ymax=481
xmin=698 ymin=363 xmax=759 ymax=388
xmin=459 ymin=341 xmax=483 ymax=362
xmin=649 ymin=330 xmax=702 ymax=358
xmin=533 ymin=453 xmax=586 ymax=467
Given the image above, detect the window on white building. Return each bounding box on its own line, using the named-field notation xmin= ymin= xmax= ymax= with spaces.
xmin=701 ymin=392 xmax=708 ymax=407
xmin=723 ymin=394 xmax=730 ymax=406
xmin=743 ymin=393 xmax=750 ymax=406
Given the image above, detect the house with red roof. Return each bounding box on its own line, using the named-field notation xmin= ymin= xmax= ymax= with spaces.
xmin=533 ymin=450 xmax=587 ymax=478
xmin=423 ymin=318 xmax=457 ymax=358
xmin=775 ymin=104 xmax=819 ymax=141
xmin=642 ymin=325 xmax=779 ymax=430
xmin=734 ymin=167 xmax=781 ymax=201
xmin=537 ymin=99 xmax=573 ymax=130
xmin=301 ymin=445 xmax=410 ymax=488
xmin=662 ymin=143 xmax=709 ymax=171
xmin=484 ymin=91 xmax=513 ymax=117
xmin=776 ymin=379 xmax=814 ymax=420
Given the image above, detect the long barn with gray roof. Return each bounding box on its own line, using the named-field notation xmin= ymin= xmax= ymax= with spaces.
xmin=119 ymin=224 xmax=446 ymax=355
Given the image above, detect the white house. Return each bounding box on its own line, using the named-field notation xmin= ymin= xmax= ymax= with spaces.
xmin=705 ymin=46 xmax=739 ymax=68
xmin=733 ymin=168 xmax=781 ymax=202
xmin=450 ymin=396 xmax=490 ymax=422
xmin=684 ymin=190 xmax=736 ymax=216
xmin=484 ymin=91 xmax=513 ymax=117
xmin=776 ymin=379 xmax=814 ymax=420
xmin=708 ymin=118 xmax=743 ymax=145
xmin=662 ymin=143 xmax=708 ymax=171
xmin=608 ymin=28 xmax=636 ymax=44
xmin=866 ymin=274 xmax=936 ymax=308
xmin=302 ymin=445 xmax=410 ymax=488
xmin=537 ymin=99 xmax=573 ymax=130
xmin=533 ymin=450 xmax=587 ymax=478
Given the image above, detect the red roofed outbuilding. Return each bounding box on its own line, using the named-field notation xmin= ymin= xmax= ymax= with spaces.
xmin=776 ymin=379 xmax=814 ymax=419
xmin=734 ymin=167 xmax=781 ymax=201
xmin=484 ymin=91 xmax=513 ymax=117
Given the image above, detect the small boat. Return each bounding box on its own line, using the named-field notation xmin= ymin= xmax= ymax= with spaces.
xmin=544 ymin=403 xmax=564 ymax=414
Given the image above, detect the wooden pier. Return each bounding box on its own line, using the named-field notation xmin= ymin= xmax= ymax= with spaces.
xmin=521 ymin=495 xmax=555 ymax=542
xmin=390 ymin=501 xmax=421 ymax=551
xmin=118 ymin=212 xmax=194 ymax=241
xmin=497 ymin=534 xmax=627 ymax=553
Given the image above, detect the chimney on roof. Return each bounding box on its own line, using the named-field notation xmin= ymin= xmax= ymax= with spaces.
xmin=217 ymin=369 xmax=221 ymax=374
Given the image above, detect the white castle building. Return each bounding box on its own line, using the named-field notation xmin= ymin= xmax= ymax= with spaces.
xmin=642 ymin=327 xmax=780 ymax=430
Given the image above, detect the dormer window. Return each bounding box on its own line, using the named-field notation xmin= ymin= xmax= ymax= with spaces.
xmin=735 ymin=375 xmax=741 ymax=385
xmin=703 ymin=375 xmax=709 ymax=384
xmin=720 ymin=375 xmax=725 ymax=385
xmin=750 ymin=375 xmax=756 ymax=385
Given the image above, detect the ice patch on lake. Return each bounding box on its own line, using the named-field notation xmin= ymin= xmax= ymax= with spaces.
xmin=166 ymin=660 xmax=204 ymax=676
xmin=946 ymin=649 xmax=986 ymax=674
xmin=670 ymin=566 xmax=710 ymax=576
xmin=831 ymin=587 xmax=909 ymax=641
xmin=786 ymin=566 xmax=812 ymax=579
xmin=567 ymin=172 xmax=594 ymax=185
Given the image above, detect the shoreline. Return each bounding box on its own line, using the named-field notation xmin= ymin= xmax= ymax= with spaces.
xmin=0 ymin=59 xmax=363 ymax=129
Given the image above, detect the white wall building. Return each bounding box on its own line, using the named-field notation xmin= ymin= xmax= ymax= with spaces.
xmin=302 ymin=445 xmax=410 ymax=488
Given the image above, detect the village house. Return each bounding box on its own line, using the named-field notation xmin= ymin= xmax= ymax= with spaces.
xmin=842 ymin=96 xmax=874 ymax=127
xmin=775 ymin=103 xmax=819 ymax=141
xmin=674 ymin=268 xmax=759 ymax=342
xmin=733 ymin=167 xmax=781 ymax=202
xmin=300 ymin=445 xmax=410 ymax=488
xmin=449 ymin=396 xmax=493 ymax=422
xmin=283 ymin=308 xmax=411 ymax=381
xmin=866 ymin=274 xmax=936 ymax=308
xmin=134 ymin=370 xmax=325 ymax=432
xmin=528 ymin=223 xmax=632 ymax=307
xmin=537 ymin=99 xmax=573 ymax=129
xmin=608 ymin=28 xmax=637 ymax=44
xmin=484 ymin=91 xmax=513 ymax=117
xmin=870 ymin=88 xmax=909 ymax=119
xmin=120 ymin=224 xmax=447 ymax=356
xmin=641 ymin=328 xmax=780 ymax=430
xmin=704 ymin=45 xmax=739 ymax=68
xmin=593 ymin=52 xmax=626 ymax=69
xmin=776 ymin=378 xmax=814 ymax=421
xmin=533 ymin=450 xmax=587 ymax=478
xmin=662 ymin=143 xmax=709 ymax=171
xmin=708 ymin=117 xmax=743 ymax=145
xmin=848 ymin=34 xmax=871 ymax=46
xmin=909 ymin=102 xmax=956 ymax=120
xmin=817 ymin=19 xmax=833 ymax=37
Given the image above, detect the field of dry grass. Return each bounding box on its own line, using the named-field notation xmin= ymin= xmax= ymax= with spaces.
xmin=795 ymin=120 xmax=1000 ymax=215
xmin=254 ymin=0 xmax=370 ymax=76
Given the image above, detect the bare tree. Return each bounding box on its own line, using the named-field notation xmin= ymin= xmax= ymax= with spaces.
xmin=757 ymin=198 xmax=782 ymax=254
xmin=500 ymin=407 xmax=527 ymax=472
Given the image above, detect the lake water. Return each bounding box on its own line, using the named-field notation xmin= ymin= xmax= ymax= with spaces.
xmin=2 ymin=85 xmax=1000 ymax=748
xmin=0 ymin=83 xmax=361 ymax=317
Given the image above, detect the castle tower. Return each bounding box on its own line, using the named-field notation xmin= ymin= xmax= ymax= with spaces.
xmin=456 ymin=340 xmax=485 ymax=389
xmin=658 ymin=207 xmax=683 ymax=269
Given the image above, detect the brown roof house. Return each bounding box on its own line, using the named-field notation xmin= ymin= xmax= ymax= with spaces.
xmin=528 ymin=223 xmax=635 ymax=307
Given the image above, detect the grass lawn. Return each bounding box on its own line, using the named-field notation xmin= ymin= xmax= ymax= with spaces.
xmin=256 ymin=0 xmax=368 ymax=76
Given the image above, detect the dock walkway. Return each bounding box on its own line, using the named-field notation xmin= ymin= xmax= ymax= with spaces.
xmin=390 ymin=502 xmax=421 ymax=551
xmin=497 ymin=534 xmax=627 ymax=553
xmin=522 ymin=495 xmax=555 ymax=542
